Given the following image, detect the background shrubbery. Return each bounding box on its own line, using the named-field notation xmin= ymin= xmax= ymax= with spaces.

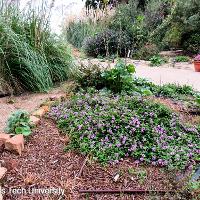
xmin=65 ymin=0 xmax=200 ymax=58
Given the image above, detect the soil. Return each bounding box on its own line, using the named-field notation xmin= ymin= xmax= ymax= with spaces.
xmin=0 ymin=119 xmax=187 ymax=200
xmin=0 ymin=87 xmax=65 ymax=133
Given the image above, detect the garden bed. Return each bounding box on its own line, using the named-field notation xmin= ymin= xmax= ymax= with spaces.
xmin=0 ymin=119 xmax=190 ymax=200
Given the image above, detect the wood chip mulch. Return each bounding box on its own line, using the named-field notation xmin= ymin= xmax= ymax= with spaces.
xmin=0 ymin=120 xmax=187 ymax=200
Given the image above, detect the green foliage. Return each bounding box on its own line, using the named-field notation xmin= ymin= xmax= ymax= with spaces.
xmin=49 ymin=90 xmax=200 ymax=169
xmin=135 ymin=43 xmax=159 ymax=60
xmin=65 ymin=20 xmax=103 ymax=48
xmin=5 ymin=110 xmax=32 ymax=136
xmin=83 ymin=29 xmax=131 ymax=57
xmin=175 ymin=56 xmax=190 ymax=62
xmin=183 ymin=33 xmax=200 ymax=54
xmin=76 ymin=63 xmax=105 ymax=90
xmin=152 ymin=0 xmax=200 ymax=51
xmin=156 ymin=84 xmax=194 ymax=98
xmin=0 ymin=1 xmax=73 ymax=93
xmin=149 ymin=55 xmax=167 ymax=66
xmin=101 ymin=60 xmax=135 ymax=93
xmin=76 ymin=61 xmax=152 ymax=95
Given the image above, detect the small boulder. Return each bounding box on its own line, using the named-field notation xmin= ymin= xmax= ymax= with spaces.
xmin=0 ymin=167 xmax=7 ymax=180
xmin=5 ymin=134 xmax=24 ymax=155
xmin=30 ymin=116 xmax=40 ymax=126
xmin=0 ymin=134 xmax=11 ymax=144
xmin=41 ymin=105 xmax=49 ymax=112
xmin=32 ymin=108 xmax=46 ymax=118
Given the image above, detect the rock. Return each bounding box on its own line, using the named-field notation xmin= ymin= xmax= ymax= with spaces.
xmin=0 ymin=167 xmax=7 ymax=180
xmin=113 ymin=173 xmax=120 ymax=182
xmin=41 ymin=105 xmax=49 ymax=112
xmin=0 ymin=134 xmax=11 ymax=144
xmin=32 ymin=108 xmax=46 ymax=118
xmin=29 ymin=116 xmax=40 ymax=126
xmin=5 ymin=135 xmax=24 ymax=155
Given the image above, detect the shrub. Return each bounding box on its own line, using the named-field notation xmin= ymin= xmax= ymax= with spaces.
xmin=65 ymin=20 xmax=103 ymax=48
xmin=175 ymin=56 xmax=190 ymax=62
xmin=135 ymin=43 xmax=159 ymax=60
xmin=76 ymin=63 xmax=106 ymax=90
xmin=108 ymin=1 xmax=148 ymax=56
xmin=5 ymin=110 xmax=32 ymax=136
xmin=0 ymin=1 xmax=73 ymax=93
xmin=101 ymin=60 xmax=136 ymax=93
xmin=83 ymin=29 xmax=131 ymax=57
xmin=183 ymin=33 xmax=200 ymax=54
xmin=149 ymin=55 xmax=167 ymax=66
xmin=49 ymin=90 xmax=200 ymax=169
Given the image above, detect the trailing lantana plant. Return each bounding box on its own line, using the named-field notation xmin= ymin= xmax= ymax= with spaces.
xmin=49 ymin=90 xmax=200 ymax=170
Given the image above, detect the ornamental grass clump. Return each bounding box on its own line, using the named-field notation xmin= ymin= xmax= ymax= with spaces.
xmin=49 ymin=90 xmax=200 ymax=169
xmin=0 ymin=1 xmax=73 ymax=93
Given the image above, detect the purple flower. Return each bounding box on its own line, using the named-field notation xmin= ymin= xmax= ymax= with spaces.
xmin=140 ymin=157 xmax=144 ymax=162
xmin=116 ymin=143 xmax=121 ymax=147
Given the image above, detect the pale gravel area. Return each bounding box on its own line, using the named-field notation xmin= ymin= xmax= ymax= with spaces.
xmin=0 ymin=88 xmax=65 ymax=133
xmin=78 ymin=58 xmax=200 ymax=91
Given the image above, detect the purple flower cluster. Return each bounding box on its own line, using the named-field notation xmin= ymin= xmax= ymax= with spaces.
xmin=48 ymin=91 xmax=200 ymax=169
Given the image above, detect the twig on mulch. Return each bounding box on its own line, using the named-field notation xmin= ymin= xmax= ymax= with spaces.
xmin=77 ymin=155 xmax=88 ymax=178
xmin=79 ymin=189 xmax=175 ymax=195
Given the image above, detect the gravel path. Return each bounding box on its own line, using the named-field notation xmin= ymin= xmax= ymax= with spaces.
xmin=0 ymin=88 xmax=65 ymax=133
xmin=134 ymin=61 xmax=200 ymax=92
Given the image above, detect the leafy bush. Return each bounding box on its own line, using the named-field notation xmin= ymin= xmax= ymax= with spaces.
xmin=135 ymin=43 xmax=159 ymax=60
xmin=0 ymin=1 xmax=73 ymax=93
xmin=76 ymin=61 xmax=151 ymax=95
xmin=5 ymin=110 xmax=32 ymax=136
xmin=83 ymin=29 xmax=131 ymax=57
xmin=49 ymin=90 xmax=200 ymax=169
xmin=183 ymin=33 xmax=200 ymax=54
xmin=101 ymin=61 xmax=136 ymax=93
xmin=76 ymin=63 xmax=106 ymax=90
xmin=65 ymin=20 xmax=103 ymax=48
xmin=149 ymin=55 xmax=167 ymax=66
xmin=175 ymin=56 xmax=190 ymax=62
xmin=156 ymin=84 xmax=194 ymax=98
xmin=152 ymin=0 xmax=200 ymax=51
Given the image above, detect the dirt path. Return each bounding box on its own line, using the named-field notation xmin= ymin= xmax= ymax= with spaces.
xmin=0 ymin=88 xmax=65 ymax=133
xmin=78 ymin=58 xmax=200 ymax=92
xmin=0 ymin=119 xmax=181 ymax=200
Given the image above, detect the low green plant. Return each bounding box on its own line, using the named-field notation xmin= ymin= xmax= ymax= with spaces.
xmin=157 ymin=84 xmax=194 ymax=98
xmin=149 ymin=55 xmax=167 ymax=66
xmin=49 ymin=90 xmax=200 ymax=169
xmin=5 ymin=110 xmax=32 ymax=136
xmin=175 ymin=56 xmax=190 ymax=62
xmin=101 ymin=60 xmax=136 ymax=93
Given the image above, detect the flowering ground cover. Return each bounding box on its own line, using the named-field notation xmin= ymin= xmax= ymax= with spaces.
xmin=49 ymin=89 xmax=200 ymax=170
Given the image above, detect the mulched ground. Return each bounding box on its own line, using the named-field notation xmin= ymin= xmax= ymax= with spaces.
xmin=0 ymin=119 xmax=191 ymax=200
